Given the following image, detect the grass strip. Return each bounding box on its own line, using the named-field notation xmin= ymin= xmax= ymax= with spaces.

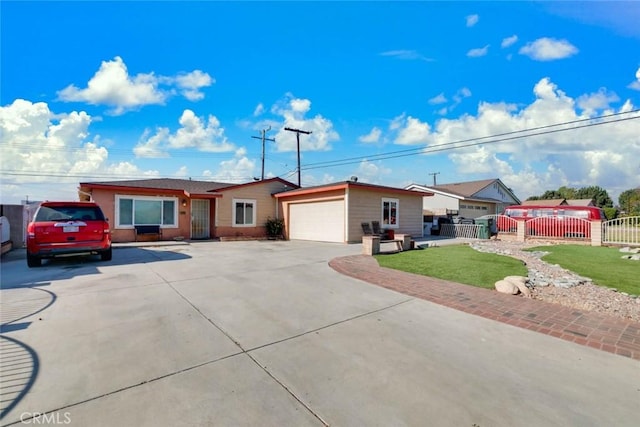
xmin=374 ymin=244 xmax=527 ymax=289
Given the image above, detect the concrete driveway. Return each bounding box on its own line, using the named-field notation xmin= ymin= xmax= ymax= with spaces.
xmin=1 ymin=241 xmax=638 ymax=426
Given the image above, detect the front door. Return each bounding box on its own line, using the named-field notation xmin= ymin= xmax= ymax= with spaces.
xmin=191 ymin=199 xmax=210 ymax=239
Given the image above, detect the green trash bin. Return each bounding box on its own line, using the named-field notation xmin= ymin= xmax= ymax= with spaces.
xmin=475 ymin=218 xmax=490 ymax=239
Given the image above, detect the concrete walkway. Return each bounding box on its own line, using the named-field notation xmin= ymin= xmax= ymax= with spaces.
xmin=329 ymin=254 xmax=640 ymax=361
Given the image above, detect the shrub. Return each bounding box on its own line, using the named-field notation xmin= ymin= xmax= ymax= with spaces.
xmin=265 ymin=217 xmax=285 ymax=238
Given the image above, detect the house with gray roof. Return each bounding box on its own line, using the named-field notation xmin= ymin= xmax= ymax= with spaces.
xmin=405 ymin=178 xmax=521 ymax=220
xmin=79 ymin=178 xmax=298 ymax=243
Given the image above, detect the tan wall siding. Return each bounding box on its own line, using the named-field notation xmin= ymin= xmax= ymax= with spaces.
xmin=276 ymin=187 xmax=423 ymax=243
xmin=347 ymin=188 xmax=423 ymax=242
xmin=216 ymin=181 xmax=287 ymax=238
xmin=90 ymin=189 xmax=192 ymax=243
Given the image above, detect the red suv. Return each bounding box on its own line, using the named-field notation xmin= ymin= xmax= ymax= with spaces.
xmin=26 ymin=201 xmax=112 ymax=267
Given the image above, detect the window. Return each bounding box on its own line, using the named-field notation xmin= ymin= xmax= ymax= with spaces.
xmin=381 ymin=198 xmax=399 ymax=228
xmin=233 ymin=199 xmax=256 ymax=227
xmin=116 ymin=196 xmax=177 ymax=228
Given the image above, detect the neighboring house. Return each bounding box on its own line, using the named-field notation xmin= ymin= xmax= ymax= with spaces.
xmin=405 ymin=178 xmax=521 ymax=220
xmin=274 ymin=180 xmax=432 ymax=243
xmin=79 ymin=178 xmax=298 ymax=243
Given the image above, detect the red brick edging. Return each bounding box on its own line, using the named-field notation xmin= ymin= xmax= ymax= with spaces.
xmin=329 ymin=255 xmax=640 ymax=361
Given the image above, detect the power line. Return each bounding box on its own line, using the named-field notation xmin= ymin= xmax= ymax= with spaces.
xmin=251 ymin=126 xmax=275 ymax=180
xmin=303 ymin=108 xmax=640 ymax=169
xmin=284 ymin=127 xmax=312 ymax=186
xmin=301 ymin=111 xmax=640 ymax=171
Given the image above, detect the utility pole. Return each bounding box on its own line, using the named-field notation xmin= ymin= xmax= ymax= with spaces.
xmin=284 ymin=127 xmax=312 ymax=186
xmin=428 ymin=172 xmax=440 ymax=186
xmin=251 ymin=126 xmax=275 ymax=180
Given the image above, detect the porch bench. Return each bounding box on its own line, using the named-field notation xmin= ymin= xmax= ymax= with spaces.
xmin=134 ymin=225 xmax=162 ymax=241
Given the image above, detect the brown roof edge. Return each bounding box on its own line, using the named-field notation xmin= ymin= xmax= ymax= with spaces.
xmin=213 ymin=177 xmax=299 ymax=193
xmin=274 ymin=181 xmax=433 ymax=198
xmin=79 ymin=183 xmax=222 ymax=198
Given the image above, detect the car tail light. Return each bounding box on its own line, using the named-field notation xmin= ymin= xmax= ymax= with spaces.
xmin=27 ymin=222 xmax=35 ymax=238
xmin=103 ymin=223 xmax=110 ymax=234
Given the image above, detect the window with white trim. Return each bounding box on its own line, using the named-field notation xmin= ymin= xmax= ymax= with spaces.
xmin=381 ymin=198 xmax=399 ymax=228
xmin=233 ymin=199 xmax=256 ymax=227
xmin=116 ymin=195 xmax=177 ymax=228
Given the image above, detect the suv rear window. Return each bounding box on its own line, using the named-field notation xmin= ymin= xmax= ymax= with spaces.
xmin=35 ymin=206 xmax=106 ymax=222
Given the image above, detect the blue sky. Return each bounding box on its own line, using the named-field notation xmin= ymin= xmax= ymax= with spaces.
xmin=2 ymin=1 xmax=640 ymax=205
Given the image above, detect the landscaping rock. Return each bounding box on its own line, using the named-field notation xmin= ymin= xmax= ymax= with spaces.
xmin=495 ymin=279 xmax=519 ymax=295
xmin=471 ymin=240 xmax=640 ymax=322
xmin=504 ymin=275 xmax=531 ymax=297
xmin=619 ymin=247 xmax=640 ymax=254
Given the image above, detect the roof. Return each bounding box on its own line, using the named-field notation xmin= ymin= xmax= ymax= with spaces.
xmin=274 ymin=180 xmax=431 ymax=199
xmin=521 ymin=199 xmax=567 ymax=206
xmin=80 ymin=178 xmax=232 ymax=196
xmin=429 ymin=178 xmax=499 ymax=198
xmin=565 ymin=199 xmax=594 ymax=206
xmin=406 ymin=178 xmax=520 ymax=204
xmin=215 ymin=177 xmax=298 ymax=193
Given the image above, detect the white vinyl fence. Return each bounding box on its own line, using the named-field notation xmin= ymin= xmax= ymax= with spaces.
xmin=524 ymin=216 xmax=591 ymax=241
xmin=603 ymin=216 xmax=640 ymax=246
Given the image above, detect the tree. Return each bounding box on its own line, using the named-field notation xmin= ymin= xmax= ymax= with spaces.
xmin=618 ymin=188 xmax=640 ymax=216
xmin=526 ymin=185 xmax=613 ymax=209
xmin=603 ymin=207 xmax=618 ymax=220
xmin=575 ymin=186 xmax=613 ymax=208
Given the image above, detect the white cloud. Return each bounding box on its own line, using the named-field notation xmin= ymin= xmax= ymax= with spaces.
xmin=203 ymin=148 xmax=256 ymax=183
xmin=134 ymin=109 xmax=236 ymax=157
xmin=174 ymin=70 xmax=214 ymax=101
xmin=253 ymin=103 xmax=265 ymax=116
xmin=359 ymin=127 xmax=382 ymax=144
xmin=134 ymin=128 xmax=171 ymax=158
xmin=434 ymin=88 xmax=472 ymax=115
xmin=57 ymin=57 xmax=213 ymax=114
xmin=466 ymin=14 xmax=479 ymax=27
xmin=395 ymin=116 xmax=432 ymax=145
xmin=467 ymin=45 xmax=489 ymax=58
xmin=455 ymin=87 xmax=472 ymax=100
xmin=389 ymin=77 xmax=640 ymax=200
xmin=0 ymin=99 xmax=150 ymax=202
xmin=449 ymin=147 xmax=513 ymax=175
xmin=519 ymin=38 xmax=578 ymax=61
xmin=174 ymin=166 xmax=189 ymax=177
xmin=501 ymin=35 xmax=518 ymax=48
xmin=353 ymin=160 xmax=392 ymax=184
xmin=577 ymin=88 xmax=620 ymax=114
xmin=389 ymin=114 xmax=406 ymax=131
xmin=428 ymin=93 xmax=448 ymax=105
xmin=271 ymin=94 xmax=339 ymax=152
xmin=379 ymin=50 xmax=434 ymax=62
xmin=629 ymin=67 xmax=640 ymax=90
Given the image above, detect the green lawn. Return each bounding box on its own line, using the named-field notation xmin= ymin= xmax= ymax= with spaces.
xmin=374 ymin=245 xmax=527 ymax=289
xmin=524 ymin=245 xmax=640 ymax=295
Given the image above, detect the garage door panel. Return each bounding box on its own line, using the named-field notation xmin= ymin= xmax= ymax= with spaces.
xmin=289 ymin=200 xmax=344 ymax=243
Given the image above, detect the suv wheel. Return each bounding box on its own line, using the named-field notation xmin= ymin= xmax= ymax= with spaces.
xmin=101 ymin=247 xmax=112 ymax=261
xmin=27 ymin=253 xmax=42 ymax=268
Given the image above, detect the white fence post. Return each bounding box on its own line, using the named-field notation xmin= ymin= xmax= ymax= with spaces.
xmin=591 ymin=220 xmax=602 ymax=246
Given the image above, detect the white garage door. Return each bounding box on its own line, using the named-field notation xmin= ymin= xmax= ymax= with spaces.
xmin=289 ymin=200 xmax=345 ymax=243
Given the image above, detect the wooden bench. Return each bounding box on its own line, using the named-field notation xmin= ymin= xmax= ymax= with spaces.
xmin=134 ymin=225 xmax=162 ymax=241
